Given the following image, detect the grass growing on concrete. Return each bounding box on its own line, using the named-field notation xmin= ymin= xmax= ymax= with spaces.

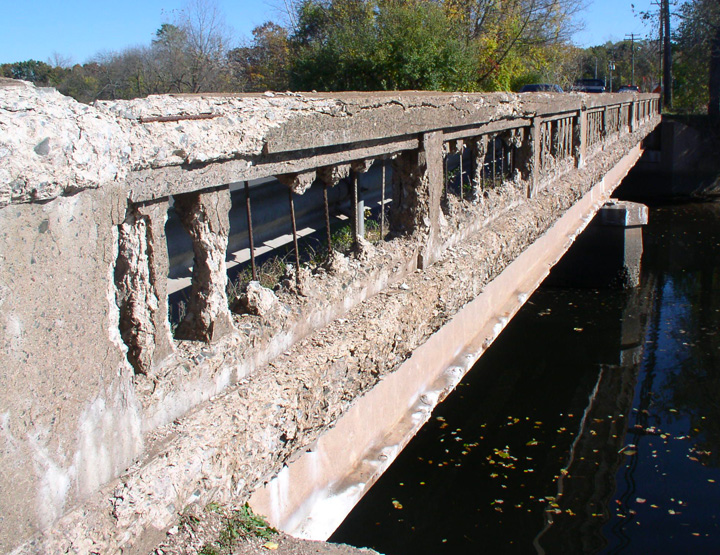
xmin=226 ymin=255 xmax=289 ymax=306
xmin=199 ymin=503 xmax=277 ymax=555
xmin=226 ymin=213 xmax=386 ymax=309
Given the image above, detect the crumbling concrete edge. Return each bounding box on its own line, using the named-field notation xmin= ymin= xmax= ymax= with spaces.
xmin=247 ymin=141 xmax=647 ymax=539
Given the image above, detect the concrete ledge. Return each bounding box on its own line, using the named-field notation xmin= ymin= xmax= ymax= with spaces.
xmin=598 ymin=200 xmax=649 ymax=227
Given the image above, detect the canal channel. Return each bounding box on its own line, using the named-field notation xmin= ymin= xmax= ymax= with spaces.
xmin=329 ymin=199 xmax=720 ymax=553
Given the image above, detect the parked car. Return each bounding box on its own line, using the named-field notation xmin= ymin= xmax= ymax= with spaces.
xmin=571 ymin=79 xmax=606 ymax=93
xmin=617 ymin=85 xmax=640 ymax=92
xmin=519 ymin=84 xmax=564 ymax=93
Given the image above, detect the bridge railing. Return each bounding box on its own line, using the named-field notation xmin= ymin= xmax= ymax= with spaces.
xmin=0 ymin=83 xmax=661 ymax=551
xmin=113 ymin=93 xmax=660 ymax=377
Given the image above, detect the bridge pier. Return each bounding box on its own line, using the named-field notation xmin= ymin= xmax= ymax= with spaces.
xmin=546 ymin=200 xmax=648 ymax=289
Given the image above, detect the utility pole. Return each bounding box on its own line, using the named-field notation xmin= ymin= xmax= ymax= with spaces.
xmin=625 ymin=33 xmax=639 ymax=86
xmin=662 ymin=0 xmax=672 ymax=108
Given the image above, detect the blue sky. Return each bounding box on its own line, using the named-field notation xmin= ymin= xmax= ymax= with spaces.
xmin=1 ymin=0 xmax=654 ymax=66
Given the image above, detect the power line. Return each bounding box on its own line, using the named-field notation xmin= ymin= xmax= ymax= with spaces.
xmin=625 ymin=33 xmax=640 ymax=86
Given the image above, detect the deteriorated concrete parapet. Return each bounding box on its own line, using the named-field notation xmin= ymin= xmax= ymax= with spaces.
xmin=317 ymin=164 xmax=350 ymax=187
xmin=277 ymin=170 xmax=317 ymax=194
xmin=115 ymin=199 xmax=175 ymax=374
xmin=173 ymin=186 xmax=234 ymax=342
xmin=389 ymin=132 xmax=444 ymax=268
xmin=470 ymin=135 xmax=489 ymax=201
xmin=115 ymin=206 xmax=160 ymax=374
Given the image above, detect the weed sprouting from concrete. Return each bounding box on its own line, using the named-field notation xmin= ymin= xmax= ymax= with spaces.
xmin=199 ymin=503 xmax=277 ymax=555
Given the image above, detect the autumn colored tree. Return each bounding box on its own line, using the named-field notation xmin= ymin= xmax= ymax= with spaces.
xmin=229 ymin=22 xmax=290 ymax=91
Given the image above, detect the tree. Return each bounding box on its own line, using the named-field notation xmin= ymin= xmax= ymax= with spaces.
xmin=179 ymin=0 xmax=233 ymax=92
xmin=229 ymin=22 xmax=290 ymax=91
xmin=674 ymin=0 xmax=720 ymax=114
xmin=290 ymin=0 xmax=481 ymax=91
xmin=446 ymin=0 xmax=584 ymax=90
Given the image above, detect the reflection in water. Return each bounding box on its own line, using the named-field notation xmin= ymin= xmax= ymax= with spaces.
xmin=330 ymin=201 xmax=720 ymax=554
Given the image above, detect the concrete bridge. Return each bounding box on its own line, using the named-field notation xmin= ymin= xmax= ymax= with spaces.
xmin=0 ymin=78 xmax=660 ymax=553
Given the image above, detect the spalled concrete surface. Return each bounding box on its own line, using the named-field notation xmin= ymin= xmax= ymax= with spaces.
xmin=0 ymin=79 xmax=660 ymax=554
xmin=2 ymin=80 xmax=654 ymax=206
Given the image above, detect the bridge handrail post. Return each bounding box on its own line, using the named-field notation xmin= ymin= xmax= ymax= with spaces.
xmin=629 ymin=101 xmax=637 ymax=133
xmin=172 ymin=185 xmax=235 ymax=343
xmin=574 ymin=109 xmax=587 ymax=169
xmin=115 ymin=197 xmax=175 ymax=374
xmin=516 ymin=116 xmax=542 ymax=198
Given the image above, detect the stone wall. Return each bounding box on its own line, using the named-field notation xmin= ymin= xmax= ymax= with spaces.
xmin=0 ymin=78 xmax=660 ymax=553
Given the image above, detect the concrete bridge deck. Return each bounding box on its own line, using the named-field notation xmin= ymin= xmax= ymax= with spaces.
xmin=0 ymin=79 xmax=659 ymax=553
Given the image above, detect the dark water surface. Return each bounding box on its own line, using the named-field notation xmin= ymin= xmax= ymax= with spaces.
xmin=330 ymin=201 xmax=720 ymax=554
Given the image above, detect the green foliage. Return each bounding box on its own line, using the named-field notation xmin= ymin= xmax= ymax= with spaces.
xmin=672 ymin=0 xmax=720 ymax=114
xmin=227 ymin=255 xmax=288 ymax=306
xmin=290 ymin=0 xmax=480 ymax=92
xmin=200 ymin=503 xmax=277 ymax=555
xmin=3 ymin=0 xmax=586 ymax=100
xmin=229 ymin=22 xmax=290 ymax=91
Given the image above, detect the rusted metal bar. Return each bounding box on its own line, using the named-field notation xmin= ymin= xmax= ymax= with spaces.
xmin=288 ymin=189 xmax=300 ymax=286
xmin=459 ymin=144 xmax=464 ymax=201
xmin=492 ymin=136 xmax=497 ymax=188
xmin=323 ymin=183 xmax=332 ymax=256
xmin=244 ymin=181 xmax=257 ymax=281
xmin=138 ymin=113 xmax=218 ymax=123
xmin=443 ymin=150 xmax=448 ymax=200
xmin=381 ymin=157 xmax=386 ymax=239
xmin=351 ymin=168 xmax=359 ymax=249
xmin=501 ymin=141 xmax=505 ymax=181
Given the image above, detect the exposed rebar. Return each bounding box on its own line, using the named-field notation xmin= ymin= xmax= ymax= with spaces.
xmin=459 ymin=144 xmax=464 ymax=201
xmin=381 ymin=158 xmax=387 ymax=239
xmin=323 ymin=183 xmax=332 ymax=256
xmin=492 ymin=136 xmax=497 ymax=188
xmin=351 ymin=169 xmax=359 ymax=249
xmin=288 ymin=189 xmax=300 ymax=287
xmin=244 ymin=181 xmax=257 ymax=281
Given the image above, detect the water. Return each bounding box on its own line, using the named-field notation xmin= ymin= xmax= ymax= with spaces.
xmin=330 ymin=201 xmax=720 ymax=554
